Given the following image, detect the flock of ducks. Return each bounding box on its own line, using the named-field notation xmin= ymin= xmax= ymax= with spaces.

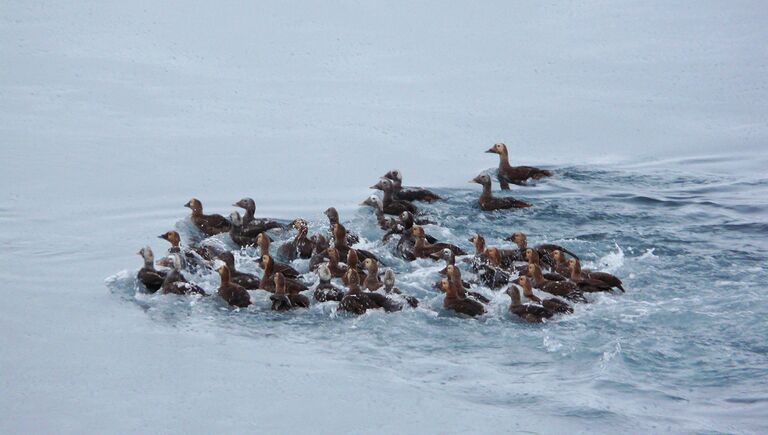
xmin=135 ymin=144 xmax=625 ymax=323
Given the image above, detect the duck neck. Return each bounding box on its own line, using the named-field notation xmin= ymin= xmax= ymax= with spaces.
xmin=498 ymin=151 xmax=511 ymax=168
xmin=480 ymin=182 xmax=492 ymax=200
xmin=258 ymin=239 xmax=270 ymax=256
xmin=381 ymin=188 xmax=393 ymax=205
xmin=219 ymin=269 xmax=230 ymax=287
xmin=243 ymin=206 xmax=255 ymax=224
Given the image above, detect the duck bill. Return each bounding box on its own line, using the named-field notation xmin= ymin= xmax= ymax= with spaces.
xmin=158 ymin=234 xmax=169 ymax=240
xmin=485 ymin=147 xmax=498 ymax=154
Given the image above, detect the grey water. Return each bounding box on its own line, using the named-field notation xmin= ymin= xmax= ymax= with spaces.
xmin=3 ymin=1 xmax=768 ymax=434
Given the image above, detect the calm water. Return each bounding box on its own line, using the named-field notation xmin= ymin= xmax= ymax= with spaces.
xmin=98 ymin=155 xmax=767 ymax=433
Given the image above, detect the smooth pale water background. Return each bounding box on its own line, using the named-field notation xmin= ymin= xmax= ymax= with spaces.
xmin=1 ymin=1 xmax=767 ymax=434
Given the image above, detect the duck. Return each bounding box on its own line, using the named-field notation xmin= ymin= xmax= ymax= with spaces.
xmin=313 ymin=264 xmax=345 ymax=302
xmin=471 ymin=174 xmax=532 ymax=210
xmin=362 ymin=258 xmax=383 ymax=291
xmin=324 ymin=207 xmax=359 ymax=245
xmin=551 ymin=250 xmax=572 ymax=276
xmin=382 ymin=169 xmax=441 ymax=202
xmin=524 ymin=248 xmax=566 ymax=281
xmin=277 ymin=219 xmax=314 ymax=261
xmin=342 ymin=249 xmax=368 ymax=285
xmin=157 ymin=230 xmax=211 ymax=272
xmin=446 ymin=265 xmax=490 ymax=304
xmin=254 ymin=233 xmax=300 ymax=278
xmin=259 ymin=255 xmax=307 ymax=294
xmin=270 ymin=272 xmax=310 ymax=311
xmin=216 ymin=264 xmax=251 ymax=308
xmin=370 ymin=178 xmax=418 ymax=215
xmin=216 ymin=252 xmax=260 ymax=290
xmin=228 ymin=211 xmax=261 ymax=247
xmin=361 ymin=195 xmax=398 ymax=231
xmin=441 ymin=268 xmax=485 ymax=318
xmin=568 ymin=258 xmax=625 ymax=292
xmin=411 ymin=225 xmax=465 ymax=259
xmin=473 ymin=247 xmax=511 ymax=289
xmin=382 ymin=269 xmax=419 ymax=308
xmin=383 ymin=211 xmax=438 ymax=245
xmin=506 ymin=232 xmax=579 ymax=267
xmin=506 ymin=286 xmax=553 ymax=323
xmin=233 ymin=197 xmax=286 ymax=233
xmin=308 ymin=234 xmax=330 ymax=271
xmin=527 ymin=263 xmax=586 ymax=302
xmin=332 ymin=224 xmax=379 ymax=263
xmin=338 ymin=270 xmax=402 ymax=314
xmin=517 ymin=276 xmax=573 ymax=314
xmin=325 ymin=247 xmax=350 ymax=279
xmin=184 ymin=198 xmax=231 ymax=236
xmin=156 ymin=254 xmax=207 ymax=296
xmin=136 ymin=246 xmax=167 ymax=292
xmin=433 ymin=248 xmax=472 ymax=290
xmin=485 ymin=143 xmax=552 ymax=189
xmin=468 ymin=234 xmax=523 ymax=268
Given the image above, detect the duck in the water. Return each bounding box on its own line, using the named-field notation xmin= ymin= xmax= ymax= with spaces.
xmin=485 ymin=143 xmax=552 ymax=189
xmin=411 ymin=225 xmax=465 ymax=259
xmin=361 ymin=195 xmax=398 ymax=231
xmin=233 ymin=197 xmax=286 ymax=232
xmin=308 ymin=233 xmax=330 ymax=271
xmin=473 ymin=247 xmax=511 ymax=289
xmin=324 ymin=207 xmax=359 ymax=245
xmin=434 ymin=248 xmax=471 ymax=290
xmin=382 ymin=269 xmax=419 ymax=308
xmin=184 ymin=198 xmax=231 ymax=236
xmin=469 ymin=234 xmax=523 ymax=268
xmin=382 ymin=169 xmax=441 ymax=202
xmin=216 ymin=264 xmax=251 ymax=308
xmin=270 ymin=272 xmax=310 ymax=311
xmin=446 ymin=265 xmax=490 ymax=304
xmin=527 ymin=263 xmax=586 ymax=303
xmin=516 ymin=276 xmax=573 ymax=314
xmin=255 ymin=233 xmax=300 ymax=278
xmin=523 ymin=248 xmax=566 ymax=282
xmin=343 ymin=249 xmax=368 ymax=285
xmin=228 ymin=211 xmax=261 ymax=248
xmin=313 ymin=263 xmax=345 ymax=302
xmin=216 ymin=252 xmax=260 ymax=290
xmin=506 ymin=232 xmax=579 ymax=267
xmin=156 ymin=254 xmax=206 ymax=296
xmin=325 ymin=247 xmax=349 ymax=279
xmin=383 ymin=211 xmax=437 ymax=242
xmin=470 ymin=174 xmax=532 ymax=210
xmin=277 ymin=219 xmax=314 ymax=261
xmin=259 ymin=255 xmax=307 ymax=294
xmin=158 ymin=230 xmax=210 ymax=272
xmin=136 ymin=246 xmax=167 ymax=293
xmin=568 ymin=258 xmax=625 ymax=292
xmin=338 ymin=270 xmax=402 ymax=315
xmin=371 ymin=178 xmax=418 ymax=215
xmin=441 ymin=267 xmax=485 ymax=318
xmin=362 ymin=258 xmax=383 ymax=291
xmin=506 ymin=286 xmax=553 ymax=323
xmin=551 ymin=250 xmax=572 ymax=276
xmin=332 ymin=224 xmax=379 ymax=264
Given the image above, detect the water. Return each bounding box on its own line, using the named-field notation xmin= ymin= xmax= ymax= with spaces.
xmin=3 ymin=1 xmax=768 ymax=433
xmin=94 ymin=155 xmax=766 ymax=434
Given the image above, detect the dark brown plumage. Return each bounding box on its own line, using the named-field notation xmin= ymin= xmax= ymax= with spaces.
xmin=136 ymin=247 xmax=166 ymax=292
xmin=471 ymin=174 xmax=532 ymax=210
xmin=441 ymin=269 xmax=485 ymax=318
xmin=185 ymin=198 xmax=231 ymax=236
xmin=217 ymin=264 xmax=251 ymax=308
xmin=527 ymin=263 xmax=586 ymax=303
xmin=216 ymin=252 xmax=260 ymax=290
xmin=313 ymin=264 xmax=345 ymax=302
xmin=255 ymin=233 xmax=300 ymax=278
xmin=259 ymin=255 xmax=307 ymax=294
xmin=157 ymin=254 xmax=206 ymax=296
xmin=270 ymin=272 xmax=309 ymax=311
xmin=485 ymin=143 xmax=552 ymax=189
xmin=324 ymin=207 xmax=359 ymax=245
xmin=517 ymin=276 xmax=573 ymax=315
xmin=506 ymin=286 xmax=552 ymax=323
xmin=383 ymin=169 xmax=441 ymax=202
xmin=411 ymin=225 xmax=466 ymax=259
xmin=371 ymin=178 xmax=418 ymax=215
xmin=339 ymin=270 xmax=402 ymax=315
xmin=233 ymin=197 xmax=286 ymax=233
xmin=568 ymin=258 xmax=625 ymax=292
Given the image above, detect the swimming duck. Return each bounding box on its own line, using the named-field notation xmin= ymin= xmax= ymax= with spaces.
xmin=411 ymin=225 xmax=465 ymax=259
xmin=447 ymin=265 xmax=490 ymax=304
xmin=156 ymin=254 xmax=207 ymax=296
xmin=472 ymin=247 xmax=511 ymax=289
xmin=184 ymin=198 xmax=231 ymax=236
xmin=383 ymin=211 xmax=438 ymax=244
xmin=471 ymin=174 xmax=532 ymax=210
xmin=362 ymin=258 xmax=383 ymax=291
xmin=506 ymin=286 xmax=552 ymax=323
xmin=527 ymin=263 xmax=586 ymax=302
xmin=332 ymin=224 xmax=379 ymax=263
xmin=270 ymin=272 xmax=310 ymax=311
xmin=338 ymin=270 xmax=402 ymax=315
xmin=551 ymin=250 xmax=572 ymax=276
xmin=383 ymin=169 xmax=441 ymax=202
xmin=313 ymin=264 xmax=345 ymax=302
xmin=441 ymin=268 xmax=485 ymax=318
xmin=361 ymin=195 xmax=398 ymax=231
xmin=568 ymin=258 xmax=625 ymax=292
xmin=485 ymin=143 xmax=552 ymax=189
xmin=216 ymin=264 xmax=251 ymax=308
xmin=158 ymin=230 xmax=210 ymax=272
xmin=325 ymin=247 xmax=349 ymax=279
xmin=524 ymin=248 xmax=566 ymax=281
xmin=371 ymin=178 xmax=418 ymax=215
xmin=259 ymin=255 xmax=307 ymax=294
xmin=308 ymin=234 xmax=330 ymax=271
xmin=517 ymin=276 xmax=573 ymax=314
xmin=382 ymin=269 xmax=419 ymax=308
xmin=324 ymin=207 xmax=359 ymax=245
xmin=216 ymin=252 xmax=260 ymax=290
xmin=233 ymin=197 xmax=286 ymax=232
xmin=277 ymin=219 xmax=314 ymax=261
xmin=136 ymin=246 xmax=167 ymax=292
xmin=468 ymin=234 xmax=523 ymax=268
xmin=255 ymin=233 xmax=300 ymax=278
xmin=343 ymin=249 xmax=368 ymax=284
xmin=506 ymin=232 xmax=579 ymax=267
xmin=228 ymin=211 xmax=261 ymax=247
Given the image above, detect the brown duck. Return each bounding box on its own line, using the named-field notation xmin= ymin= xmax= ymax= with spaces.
xmin=217 ymin=264 xmax=251 ymax=308
xmin=184 ymin=198 xmax=231 ymax=236
xmin=270 ymin=272 xmax=310 ymax=311
xmin=485 ymin=143 xmax=552 ymax=189
xmin=471 ymin=174 xmax=532 ymax=210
